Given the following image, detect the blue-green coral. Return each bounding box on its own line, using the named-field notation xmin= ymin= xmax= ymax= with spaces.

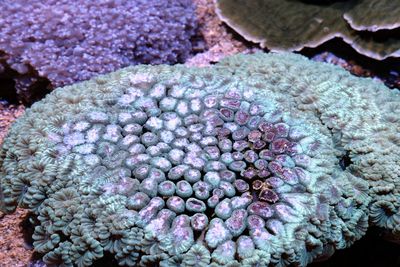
xmin=1 ymin=53 xmax=399 ymax=266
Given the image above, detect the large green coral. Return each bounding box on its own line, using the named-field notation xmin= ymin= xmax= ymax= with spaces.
xmin=215 ymin=0 xmax=400 ymax=60
xmin=1 ymin=53 xmax=399 ymax=266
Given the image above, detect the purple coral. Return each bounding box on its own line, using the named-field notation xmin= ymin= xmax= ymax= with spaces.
xmin=0 ymin=0 xmax=200 ymax=103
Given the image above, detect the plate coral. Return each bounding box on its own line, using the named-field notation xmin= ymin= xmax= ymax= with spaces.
xmin=215 ymin=0 xmax=400 ymax=60
xmin=1 ymin=52 xmax=399 ymax=266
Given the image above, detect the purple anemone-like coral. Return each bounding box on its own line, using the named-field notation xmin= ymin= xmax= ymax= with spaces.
xmin=1 ymin=53 xmax=399 ymax=266
xmin=0 ymin=0 xmax=200 ymax=104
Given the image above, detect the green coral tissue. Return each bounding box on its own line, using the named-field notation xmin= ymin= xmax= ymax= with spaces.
xmin=1 ymin=52 xmax=399 ymax=266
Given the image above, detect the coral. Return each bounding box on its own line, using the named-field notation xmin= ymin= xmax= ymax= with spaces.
xmin=215 ymin=0 xmax=400 ymax=60
xmin=1 ymin=52 xmax=399 ymax=266
xmin=343 ymin=1 xmax=400 ymax=31
xmin=0 ymin=0 xmax=201 ymax=104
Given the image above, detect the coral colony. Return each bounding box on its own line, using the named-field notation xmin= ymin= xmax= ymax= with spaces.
xmin=215 ymin=0 xmax=400 ymax=60
xmin=1 ymin=53 xmax=400 ymax=266
xmin=0 ymin=0 xmax=199 ymax=103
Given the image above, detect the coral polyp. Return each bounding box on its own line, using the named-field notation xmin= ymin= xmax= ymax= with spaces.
xmin=1 ymin=52 xmax=399 ymax=266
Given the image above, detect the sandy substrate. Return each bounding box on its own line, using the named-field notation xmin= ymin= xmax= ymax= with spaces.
xmin=0 ymin=102 xmax=24 ymax=144
xmin=0 ymin=102 xmax=29 ymax=267
xmin=0 ymin=0 xmax=398 ymax=266
xmin=0 ymin=208 xmax=30 ymax=267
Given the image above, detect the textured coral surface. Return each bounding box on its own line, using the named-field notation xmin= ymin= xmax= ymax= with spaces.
xmin=215 ymin=0 xmax=400 ymax=60
xmin=1 ymin=53 xmax=399 ymax=266
xmin=343 ymin=0 xmax=400 ymax=31
xmin=0 ymin=0 xmax=200 ymax=104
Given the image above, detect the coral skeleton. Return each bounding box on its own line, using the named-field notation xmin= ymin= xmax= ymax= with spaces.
xmin=1 ymin=52 xmax=399 ymax=266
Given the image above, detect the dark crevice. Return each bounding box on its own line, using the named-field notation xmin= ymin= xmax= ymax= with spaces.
xmin=92 ymin=252 xmax=119 ymax=266
xmin=339 ymin=151 xmax=352 ymax=170
xmin=189 ymin=26 xmax=207 ymax=58
xmin=20 ymin=212 xmax=36 ymax=250
xmin=356 ymin=27 xmax=400 ymax=43
xmin=310 ymin=227 xmax=400 ymax=267
xmin=0 ymin=76 xmax=17 ymax=103
xmin=29 ymin=254 xmax=48 ymax=267
xmin=0 ymin=51 xmax=52 ymax=106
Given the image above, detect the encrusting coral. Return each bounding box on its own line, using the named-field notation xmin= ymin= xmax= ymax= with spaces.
xmin=215 ymin=0 xmax=400 ymax=60
xmin=0 ymin=0 xmax=200 ymax=104
xmin=1 ymin=52 xmax=400 ymax=266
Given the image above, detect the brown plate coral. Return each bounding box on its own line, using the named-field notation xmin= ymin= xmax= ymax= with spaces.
xmin=1 ymin=53 xmax=399 ymax=266
xmin=215 ymin=0 xmax=400 ymax=60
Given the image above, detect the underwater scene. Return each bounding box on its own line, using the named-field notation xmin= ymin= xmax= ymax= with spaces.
xmin=0 ymin=0 xmax=399 ymax=266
